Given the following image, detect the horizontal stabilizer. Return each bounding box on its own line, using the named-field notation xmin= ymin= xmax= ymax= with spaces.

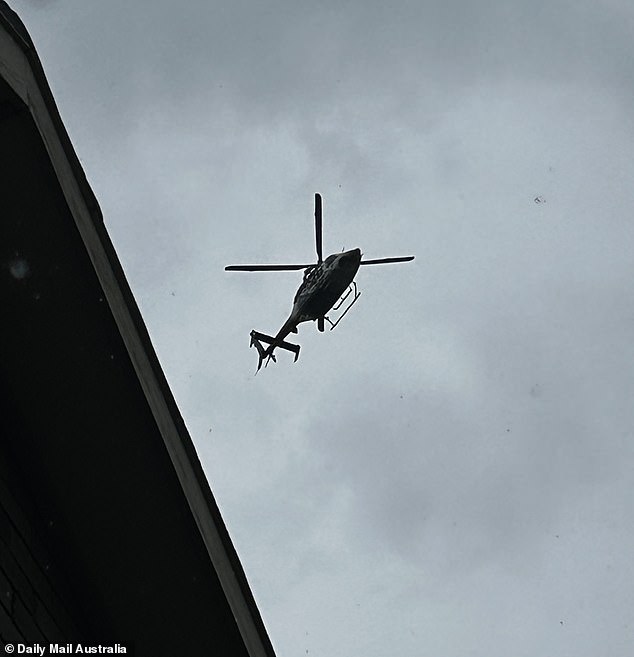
xmin=250 ymin=330 xmax=301 ymax=359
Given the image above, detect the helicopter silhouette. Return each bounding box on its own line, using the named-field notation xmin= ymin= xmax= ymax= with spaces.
xmin=225 ymin=193 xmax=414 ymax=371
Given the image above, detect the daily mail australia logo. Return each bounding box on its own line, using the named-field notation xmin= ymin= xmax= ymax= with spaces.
xmin=8 ymin=645 xmax=127 ymax=655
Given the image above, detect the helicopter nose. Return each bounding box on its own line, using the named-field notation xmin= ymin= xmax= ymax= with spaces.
xmin=337 ymin=249 xmax=362 ymax=269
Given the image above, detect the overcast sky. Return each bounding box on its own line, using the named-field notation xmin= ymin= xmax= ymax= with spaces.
xmin=11 ymin=0 xmax=634 ymax=655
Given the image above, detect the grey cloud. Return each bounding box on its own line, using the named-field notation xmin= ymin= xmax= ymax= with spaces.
xmin=299 ymin=260 xmax=634 ymax=572
xmin=25 ymin=0 xmax=634 ymax=132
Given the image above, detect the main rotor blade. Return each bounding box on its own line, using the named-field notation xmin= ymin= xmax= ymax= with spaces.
xmin=315 ymin=193 xmax=323 ymax=264
xmin=359 ymin=256 xmax=415 ymax=266
xmin=225 ymin=263 xmax=312 ymax=271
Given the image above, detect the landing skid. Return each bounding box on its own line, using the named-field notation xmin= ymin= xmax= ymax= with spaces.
xmin=324 ymin=282 xmax=361 ymax=331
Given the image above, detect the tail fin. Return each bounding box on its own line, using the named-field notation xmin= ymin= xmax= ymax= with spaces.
xmin=250 ymin=332 xmax=276 ymax=372
xmin=250 ymin=330 xmax=300 ymax=372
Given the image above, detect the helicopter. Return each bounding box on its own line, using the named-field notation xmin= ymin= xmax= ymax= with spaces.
xmin=225 ymin=193 xmax=414 ymax=371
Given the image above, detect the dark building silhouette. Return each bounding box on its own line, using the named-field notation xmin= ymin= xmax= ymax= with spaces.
xmin=0 ymin=3 xmax=276 ymax=655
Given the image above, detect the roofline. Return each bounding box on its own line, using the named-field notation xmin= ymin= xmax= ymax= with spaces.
xmin=0 ymin=4 xmax=276 ymax=655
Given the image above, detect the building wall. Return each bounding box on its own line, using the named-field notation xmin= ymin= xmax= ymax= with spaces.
xmin=0 ymin=445 xmax=83 ymax=647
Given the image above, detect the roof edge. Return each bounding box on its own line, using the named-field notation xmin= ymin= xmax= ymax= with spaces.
xmin=0 ymin=4 xmax=276 ymax=655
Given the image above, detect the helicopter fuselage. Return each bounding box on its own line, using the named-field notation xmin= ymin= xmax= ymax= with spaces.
xmin=292 ymin=248 xmax=362 ymax=323
xmin=256 ymin=249 xmax=362 ymax=367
